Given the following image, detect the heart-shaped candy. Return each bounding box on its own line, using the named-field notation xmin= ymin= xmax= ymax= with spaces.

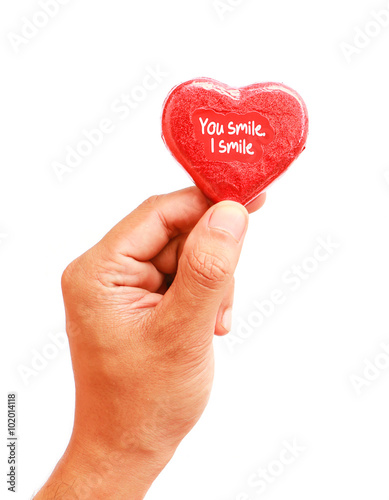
xmin=162 ymin=78 xmax=309 ymax=206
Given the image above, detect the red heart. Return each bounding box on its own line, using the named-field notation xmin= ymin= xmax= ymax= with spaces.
xmin=162 ymin=78 xmax=309 ymax=206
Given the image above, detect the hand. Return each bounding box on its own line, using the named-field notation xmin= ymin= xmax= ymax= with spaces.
xmin=34 ymin=187 xmax=265 ymax=499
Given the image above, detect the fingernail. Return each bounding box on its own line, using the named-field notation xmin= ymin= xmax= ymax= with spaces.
xmin=221 ymin=308 xmax=233 ymax=332
xmin=208 ymin=204 xmax=248 ymax=242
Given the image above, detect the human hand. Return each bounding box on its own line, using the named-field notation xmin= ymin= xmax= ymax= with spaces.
xmin=35 ymin=187 xmax=265 ymax=499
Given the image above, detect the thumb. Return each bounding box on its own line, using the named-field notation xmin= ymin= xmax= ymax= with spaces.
xmin=162 ymin=201 xmax=249 ymax=331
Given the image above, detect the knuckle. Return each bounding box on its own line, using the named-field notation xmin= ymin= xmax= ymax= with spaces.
xmin=142 ymin=194 xmax=162 ymax=208
xmin=61 ymin=256 xmax=90 ymax=298
xmin=61 ymin=260 xmax=77 ymax=292
xmin=185 ymin=249 xmax=231 ymax=289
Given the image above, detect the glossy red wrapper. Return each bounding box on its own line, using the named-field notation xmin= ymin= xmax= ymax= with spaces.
xmin=162 ymin=78 xmax=309 ymax=206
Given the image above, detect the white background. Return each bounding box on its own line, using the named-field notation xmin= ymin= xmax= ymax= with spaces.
xmin=1 ymin=0 xmax=389 ymax=498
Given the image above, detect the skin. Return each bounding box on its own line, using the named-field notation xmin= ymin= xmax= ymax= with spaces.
xmin=34 ymin=187 xmax=266 ymax=500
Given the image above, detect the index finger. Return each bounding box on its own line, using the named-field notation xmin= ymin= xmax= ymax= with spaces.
xmin=99 ymin=187 xmax=211 ymax=261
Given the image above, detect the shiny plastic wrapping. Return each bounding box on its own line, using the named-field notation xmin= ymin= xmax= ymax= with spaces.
xmin=162 ymin=78 xmax=309 ymax=206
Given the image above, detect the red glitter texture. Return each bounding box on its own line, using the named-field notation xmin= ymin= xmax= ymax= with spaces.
xmin=162 ymin=78 xmax=309 ymax=206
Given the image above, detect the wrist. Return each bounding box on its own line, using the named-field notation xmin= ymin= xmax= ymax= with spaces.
xmin=34 ymin=426 xmax=175 ymax=500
